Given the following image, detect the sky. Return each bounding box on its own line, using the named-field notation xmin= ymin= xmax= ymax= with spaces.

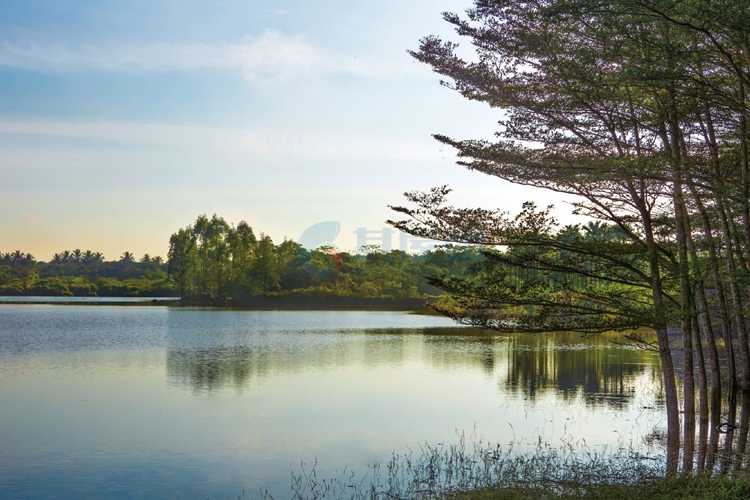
xmin=0 ymin=0 xmax=573 ymax=261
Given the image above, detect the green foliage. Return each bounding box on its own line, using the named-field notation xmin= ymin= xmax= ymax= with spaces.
xmin=0 ymin=279 xmax=26 ymax=296
xmin=0 ymin=247 xmax=174 ymax=297
xmin=392 ymin=193 xmax=662 ymax=333
xmin=163 ymin=214 xmax=488 ymax=303
xmin=8 ymin=214 xmax=639 ymax=305
xmin=390 ymin=0 xmax=750 ymax=338
xmin=0 ymin=251 xmax=37 ymax=293
xmin=30 ymin=277 xmax=97 ymax=296
xmin=96 ymin=277 xmax=175 ymax=297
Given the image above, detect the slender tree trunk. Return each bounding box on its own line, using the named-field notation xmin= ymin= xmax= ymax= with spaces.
xmin=626 ymin=168 xmax=680 ymax=463
xmin=735 ymin=393 xmax=750 ymax=471
xmin=727 ymin=206 xmax=749 ymax=274
xmin=722 ymin=396 xmax=740 ymax=474
xmin=643 ymin=212 xmax=681 ymax=467
xmin=684 ymin=203 xmax=722 ymax=410
xmin=674 ymin=189 xmax=695 ymax=472
xmin=688 ymin=183 xmax=737 ymax=395
xmin=697 ymin=403 xmax=708 ymax=473
xmin=738 ymin=76 xmax=750 ymax=263
xmin=696 ymin=104 xmax=740 ymax=394
xmin=693 ymin=316 xmax=709 ymax=426
xmin=717 ymin=198 xmax=750 ymax=390
xmin=665 ymin=89 xmax=694 ymax=468
xmin=706 ymin=394 xmax=722 ymax=474
xmin=692 ymin=314 xmax=707 ymax=474
xmin=701 ymin=98 xmax=750 ymax=388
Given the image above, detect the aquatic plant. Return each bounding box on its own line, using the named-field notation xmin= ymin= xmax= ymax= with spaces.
xmin=258 ymin=433 xmax=663 ymax=500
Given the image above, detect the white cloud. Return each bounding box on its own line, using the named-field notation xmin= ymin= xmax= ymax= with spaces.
xmin=226 ymin=31 xmax=321 ymax=80
xmin=0 ymin=118 xmax=441 ymax=161
xmin=0 ymin=30 xmax=423 ymax=81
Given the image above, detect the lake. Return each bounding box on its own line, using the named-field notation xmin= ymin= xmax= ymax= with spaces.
xmin=0 ymin=305 xmax=664 ymax=499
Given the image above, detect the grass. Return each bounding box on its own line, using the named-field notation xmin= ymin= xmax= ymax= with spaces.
xmin=258 ymin=433 xmax=750 ymax=500
xmin=448 ymin=474 xmax=750 ymax=499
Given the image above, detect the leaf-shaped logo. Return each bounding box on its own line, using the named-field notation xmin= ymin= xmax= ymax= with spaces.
xmin=298 ymin=221 xmax=340 ymax=250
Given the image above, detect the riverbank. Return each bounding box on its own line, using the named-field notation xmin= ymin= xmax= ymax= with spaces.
xmin=0 ymin=296 xmax=180 ymax=305
xmin=186 ymin=295 xmax=434 ymax=311
xmin=0 ymin=295 xmax=436 ymax=311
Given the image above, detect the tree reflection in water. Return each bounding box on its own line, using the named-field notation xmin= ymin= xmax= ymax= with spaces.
xmin=166 ymin=329 xmax=660 ymax=410
xmin=167 ymin=346 xmax=258 ymax=393
xmin=501 ymin=331 xmax=662 ymax=411
xmin=165 ymin=328 xmax=750 ymax=475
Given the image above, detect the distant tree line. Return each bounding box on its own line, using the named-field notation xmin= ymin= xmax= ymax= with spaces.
xmin=0 ymin=215 xmax=488 ymax=301
xmin=0 ymin=249 xmax=173 ymax=297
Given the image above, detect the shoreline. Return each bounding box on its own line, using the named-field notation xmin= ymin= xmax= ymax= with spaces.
xmin=0 ymin=295 xmax=436 ymax=312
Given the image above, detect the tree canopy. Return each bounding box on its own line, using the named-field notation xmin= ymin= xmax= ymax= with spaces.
xmin=389 ymin=0 xmax=750 ymax=466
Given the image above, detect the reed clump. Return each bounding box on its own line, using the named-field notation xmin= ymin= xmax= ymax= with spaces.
xmin=268 ymin=434 xmax=679 ymax=500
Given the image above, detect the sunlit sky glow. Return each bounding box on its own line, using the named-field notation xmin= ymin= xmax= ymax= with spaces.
xmin=1 ymin=0 xmax=573 ymax=260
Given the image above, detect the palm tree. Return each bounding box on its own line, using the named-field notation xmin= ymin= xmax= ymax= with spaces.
xmin=61 ymin=250 xmax=71 ymax=264
xmin=152 ymin=255 xmax=164 ymax=266
xmin=82 ymin=250 xmax=95 ymax=263
xmin=71 ymin=249 xmax=83 ymax=262
xmin=140 ymin=253 xmax=152 ymax=264
xmin=120 ymin=251 xmax=135 ymax=263
xmin=51 ymin=253 xmax=64 ymax=264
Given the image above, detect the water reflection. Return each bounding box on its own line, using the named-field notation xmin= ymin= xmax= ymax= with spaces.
xmin=501 ymin=332 xmax=662 ymax=409
xmin=0 ymin=307 xmax=670 ymax=498
xmin=167 ymin=346 xmax=257 ymax=393
xmin=166 ymin=330 xmax=411 ymax=393
xmin=167 ymin=328 xmax=661 ymax=411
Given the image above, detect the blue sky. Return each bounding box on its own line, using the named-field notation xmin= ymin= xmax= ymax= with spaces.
xmin=0 ymin=0 xmax=569 ymax=260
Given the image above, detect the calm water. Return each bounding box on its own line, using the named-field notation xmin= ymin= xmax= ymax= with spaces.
xmin=0 ymin=305 xmax=664 ymax=499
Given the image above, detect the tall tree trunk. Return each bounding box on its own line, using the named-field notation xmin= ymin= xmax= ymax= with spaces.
xmin=738 ymin=75 xmax=750 ymax=264
xmin=665 ymin=86 xmax=694 ymax=467
xmin=693 ymin=316 xmax=709 ymax=427
xmin=684 ymin=202 xmax=722 ymax=409
xmin=717 ymin=198 xmax=750 ymax=390
xmin=692 ymin=314 xmax=707 ymax=474
xmin=688 ymin=183 xmax=737 ymax=395
xmin=695 ymin=104 xmax=739 ymax=394
xmin=735 ymin=393 xmax=750 ymax=471
xmin=629 ymin=176 xmax=680 ymax=464
xmin=644 ymin=213 xmax=681 ymax=467
xmin=706 ymin=395 xmax=722 ymax=474
xmin=675 ymin=184 xmax=695 ymax=472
